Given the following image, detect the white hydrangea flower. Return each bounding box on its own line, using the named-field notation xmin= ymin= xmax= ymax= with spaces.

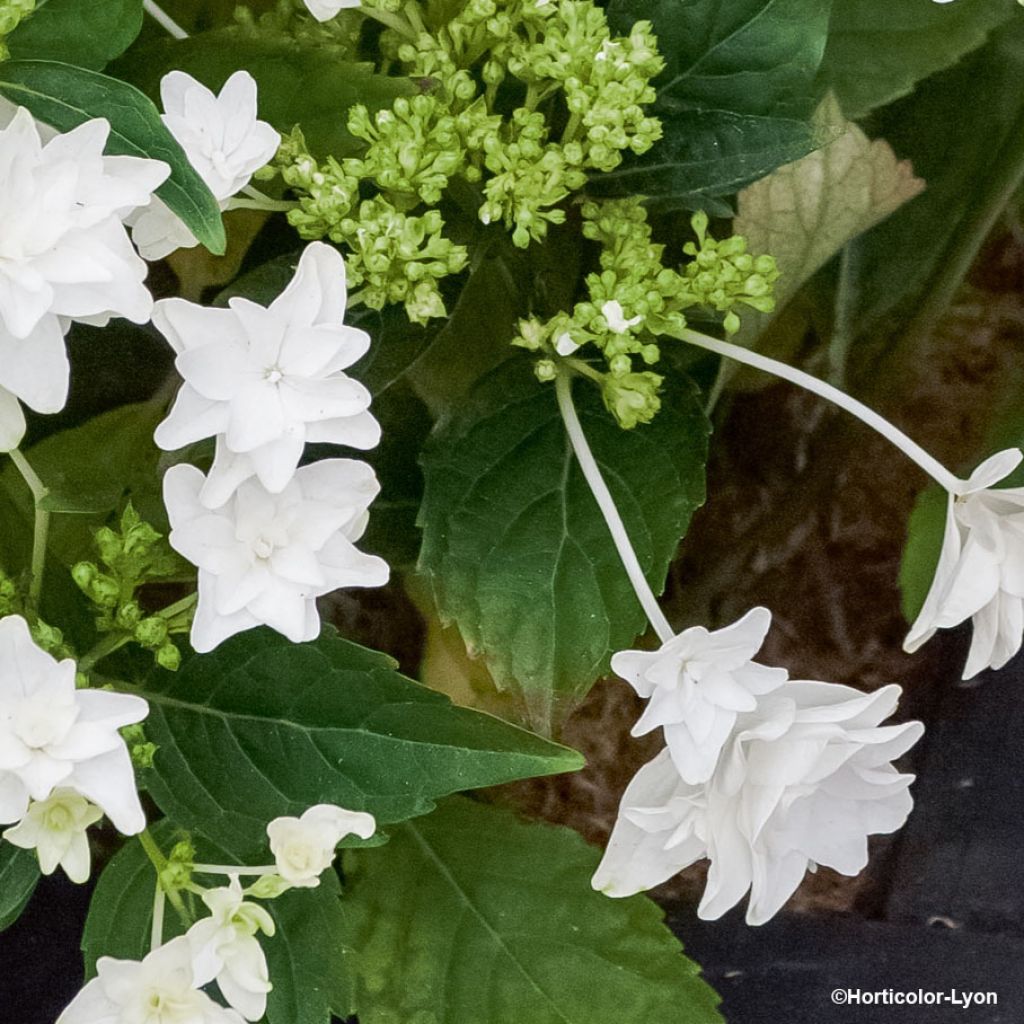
xmin=164 ymin=459 xmax=388 ymax=652
xmin=2 ymin=789 xmax=103 ymax=883
xmin=188 ymin=875 xmax=275 ymax=1022
xmin=905 ymin=448 xmax=1024 ymax=679
xmin=0 ymin=615 xmax=149 ymax=833
xmin=303 ymin=0 xmax=361 ymax=22
xmin=0 ymin=108 xmax=167 ymax=450
xmin=593 ymin=681 xmax=923 ymax=926
xmin=612 ymin=607 xmax=787 ymax=785
xmin=600 ymin=299 xmax=642 ymax=334
xmin=131 ymin=70 xmax=280 ymax=260
xmin=57 ymin=936 xmax=246 ymax=1024
xmin=267 ymin=803 xmax=376 ymax=887
xmin=154 ymin=242 xmax=380 ymax=507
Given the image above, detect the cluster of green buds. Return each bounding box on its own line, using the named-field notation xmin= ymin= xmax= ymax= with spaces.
xmin=72 ymin=504 xmax=187 ymax=671
xmin=0 ymin=0 xmax=34 ymax=60
xmin=516 ymin=199 xmax=781 ymax=428
xmin=120 ymin=722 xmax=157 ymax=770
xmin=0 ymin=564 xmax=76 ymax=661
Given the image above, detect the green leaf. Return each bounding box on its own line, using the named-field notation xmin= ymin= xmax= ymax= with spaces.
xmin=342 ymin=798 xmax=722 ymax=1024
xmin=596 ymin=0 xmax=833 ymax=204
xmin=819 ymin=0 xmax=1017 ymax=119
xmin=418 ymin=360 xmax=709 ymax=732
xmin=899 ymin=486 xmax=947 ymax=625
xmin=0 ymin=844 xmax=39 ymax=932
xmin=0 ymin=60 xmax=225 ymax=254
xmin=140 ymin=627 xmax=583 ymax=860
xmin=6 ymin=0 xmax=144 ymax=70
xmin=83 ymin=820 xmax=354 ymax=1024
xmin=117 ymin=29 xmax=417 ymax=159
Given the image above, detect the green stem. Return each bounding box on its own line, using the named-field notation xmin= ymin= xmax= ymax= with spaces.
xmin=225 ymin=196 xmax=299 ymax=213
xmin=8 ymin=448 xmax=50 ymax=613
xmin=137 ymin=829 xmax=189 ymax=921
xmin=142 ymin=0 xmax=188 ymax=39
xmin=78 ymin=592 xmax=197 ymax=672
xmin=150 ymin=884 xmax=166 ymax=951
xmin=192 ymin=862 xmax=278 ymax=876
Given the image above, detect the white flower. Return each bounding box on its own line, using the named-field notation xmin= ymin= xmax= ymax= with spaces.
xmin=267 ymin=803 xmax=376 ymax=887
xmin=131 ymin=70 xmax=280 ymax=260
xmin=57 ymin=936 xmax=246 ymax=1024
xmin=612 ymin=608 xmax=787 ymax=784
xmin=188 ymin=876 xmax=275 ymax=1022
xmin=0 ymin=615 xmax=149 ymax=833
xmin=164 ymin=459 xmax=389 ymax=652
xmin=600 ymin=299 xmax=642 ymax=334
xmin=0 ymin=108 xmax=167 ymax=450
xmin=593 ymin=681 xmax=923 ymax=926
xmin=554 ymin=331 xmax=581 ymax=356
xmin=303 ymin=0 xmax=361 ymax=22
xmin=2 ymin=789 xmax=103 ymax=883
xmin=904 ymin=448 xmax=1024 ymax=679
xmin=154 ymin=242 xmax=380 ymax=506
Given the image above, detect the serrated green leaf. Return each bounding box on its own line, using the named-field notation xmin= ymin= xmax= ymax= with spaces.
xmin=0 ymin=844 xmax=40 ymax=932
xmin=418 ymin=360 xmax=709 ymax=732
xmin=7 ymin=0 xmax=144 ymax=70
xmin=83 ymin=820 xmax=354 ymax=1024
xmin=819 ymin=0 xmax=1017 ymax=119
xmin=117 ymin=29 xmax=417 ymax=159
xmin=139 ymin=627 xmax=583 ymax=860
xmin=342 ymin=798 xmax=722 ymax=1024
xmin=595 ymin=0 xmax=832 ymax=204
xmin=0 ymin=60 xmax=225 ymax=253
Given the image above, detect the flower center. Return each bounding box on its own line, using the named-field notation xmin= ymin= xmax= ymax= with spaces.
xmin=253 ymin=535 xmax=275 ymax=560
xmin=43 ymin=802 xmax=74 ymax=832
xmin=264 ymin=365 xmax=284 ymax=385
xmin=13 ymin=697 xmax=76 ymax=750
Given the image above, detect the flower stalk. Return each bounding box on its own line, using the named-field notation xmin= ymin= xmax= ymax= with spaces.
xmin=8 ymin=447 xmax=50 ymax=612
xmin=142 ymin=0 xmax=188 ymax=39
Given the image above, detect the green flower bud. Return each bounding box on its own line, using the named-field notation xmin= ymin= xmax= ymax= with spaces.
xmin=534 ymin=359 xmax=558 ymax=382
xmin=601 ymin=371 xmax=662 ymax=429
xmin=115 ymin=601 xmax=143 ymax=631
xmin=134 ymin=616 xmax=169 ymax=649
xmin=155 ymin=642 xmax=182 ymax=672
xmin=247 ymin=874 xmax=291 ymax=900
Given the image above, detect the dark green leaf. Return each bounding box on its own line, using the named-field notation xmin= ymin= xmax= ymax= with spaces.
xmin=7 ymin=0 xmax=144 ymax=70
xmin=140 ymin=627 xmax=583 ymax=860
xmin=342 ymin=798 xmax=723 ymax=1024
xmin=0 ymin=60 xmax=225 ymax=253
xmin=0 ymin=844 xmax=39 ymax=932
xmin=83 ymin=819 xmax=354 ymax=1023
xmin=117 ymin=29 xmax=416 ymax=159
xmin=819 ymin=0 xmax=1017 ymax=119
xmin=596 ymin=0 xmax=832 ymax=204
xmin=418 ymin=360 xmax=709 ymax=732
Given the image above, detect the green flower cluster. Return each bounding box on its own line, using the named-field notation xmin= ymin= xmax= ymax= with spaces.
xmin=274 ymin=0 xmax=664 ymax=321
xmin=514 ymin=199 xmax=780 ymax=428
xmin=71 ymin=504 xmax=187 ymax=671
xmin=0 ymin=0 xmax=34 ymax=59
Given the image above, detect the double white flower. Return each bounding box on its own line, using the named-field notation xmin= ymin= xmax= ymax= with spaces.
xmin=267 ymin=803 xmax=377 ymax=887
xmin=0 ymin=615 xmax=149 ymax=880
xmin=0 ymin=108 xmax=167 ymax=450
xmin=594 ymin=679 xmax=923 ymax=925
xmin=131 ymin=70 xmax=280 ymax=260
xmin=905 ymin=448 xmax=1024 ymax=679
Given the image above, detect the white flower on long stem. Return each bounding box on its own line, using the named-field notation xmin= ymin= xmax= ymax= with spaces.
xmin=303 ymin=0 xmax=361 ymax=22
xmin=131 ymin=70 xmax=280 ymax=260
xmin=57 ymin=936 xmax=246 ymax=1024
xmin=0 ymin=615 xmax=149 ymax=833
xmin=0 ymin=108 xmax=167 ymax=450
xmin=267 ymin=803 xmax=376 ymax=888
xmin=154 ymin=242 xmax=379 ymax=507
xmin=164 ymin=459 xmax=388 ymax=652
xmin=2 ymin=789 xmax=103 ymax=883
xmin=905 ymin=448 xmax=1024 ymax=678
xmin=188 ymin=876 xmax=275 ymax=1022
xmin=594 ymin=681 xmax=923 ymax=926
xmin=612 ymin=607 xmax=787 ymax=784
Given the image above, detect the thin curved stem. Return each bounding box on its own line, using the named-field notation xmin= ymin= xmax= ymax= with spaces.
xmin=151 ymin=884 xmax=166 ymax=951
xmin=555 ymin=373 xmax=674 ymax=644
xmin=671 ymin=326 xmax=964 ymax=495
xmin=142 ymin=0 xmax=188 ymax=39
xmin=192 ymin=863 xmax=278 ymax=876
xmin=8 ymin=448 xmax=50 ymax=612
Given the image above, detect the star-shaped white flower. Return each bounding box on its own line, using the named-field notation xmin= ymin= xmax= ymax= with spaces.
xmin=188 ymin=876 xmax=275 ymax=1022
xmin=0 ymin=108 xmax=167 ymax=450
xmin=303 ymin=0 xmax=361 ymax=22
xmin=612 ymin=607 xmax=787 ymax=784
xmin=2 ymin=789 xmax=103 ymax=883
xmin=0 ymin=615 xmax=149 ymax=833
xmin=164 ymin=459 xmax=389 ymax=652
xmin=905 ymin=448 xmax=1024 ymax=678
xmin=154 ymin=242 xmax=380 ymax=506
xmin=57 ymin=936 xmax=246 ymax=1024
xmin=267 ymin=803 xmax=376 ymax=888
xmin=131 ymin=70 xmax=280 ymax=260
xmin=594 ymin=680 xmax=923 ymax=926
